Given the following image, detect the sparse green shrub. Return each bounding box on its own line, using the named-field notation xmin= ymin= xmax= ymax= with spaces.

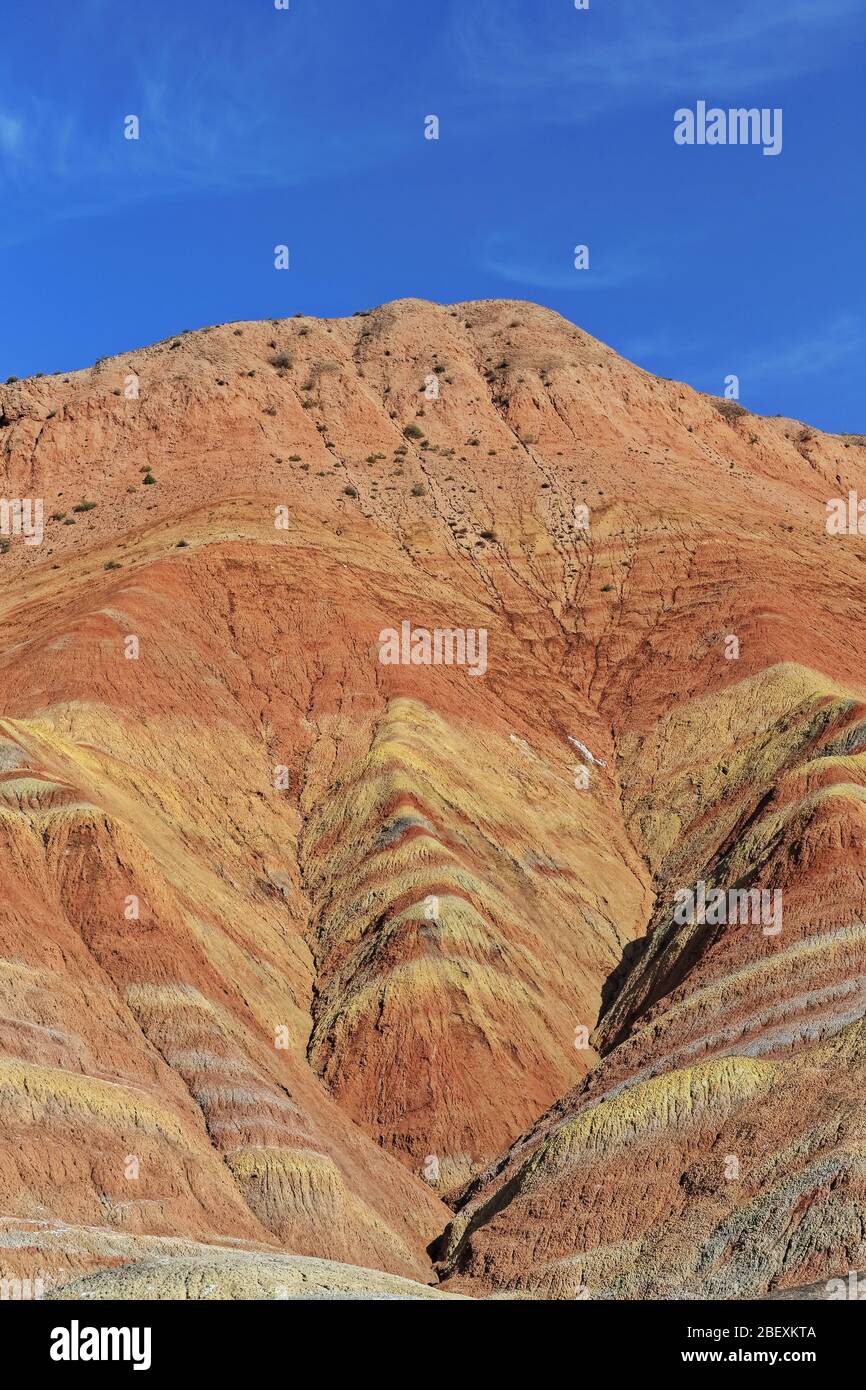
xmin=713 ymin=399 xmax=747 ymax=422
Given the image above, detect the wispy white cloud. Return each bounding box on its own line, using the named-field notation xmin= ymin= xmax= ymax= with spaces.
xmin=484 ymin=253 xmax=637 ymax=293
xmin=481 ymin=228 xmax=684 ymax=294
xmin=741 ymin=315 xmax=866 ymax=381
xmin=0 ymin=6 xmax=407 ymax=249
xmin=452 ymin=0 xmax=864 ymax=113
xmin=617 ymin=316 xmax=866 ymax=389
xmin=0 ymin=111 xmax=23 ymax=155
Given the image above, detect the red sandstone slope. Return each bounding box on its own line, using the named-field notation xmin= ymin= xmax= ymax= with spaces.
xmin=1 ymin=298 xmax=865 ymax=1297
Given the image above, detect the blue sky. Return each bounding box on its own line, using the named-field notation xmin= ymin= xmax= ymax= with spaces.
xmin=1 ymin=0 xmax=864 ymax=431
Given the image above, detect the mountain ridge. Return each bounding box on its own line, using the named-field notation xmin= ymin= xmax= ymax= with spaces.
xmin=2 ymin=298 xmax=865 ymax=1298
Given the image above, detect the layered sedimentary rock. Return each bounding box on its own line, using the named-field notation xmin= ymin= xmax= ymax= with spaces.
xmin=42 ymin=1246 xmax=465 ymax=1301
xmin=1 ymin=298 xmax=865 ymax=1297
xmin=435 ymin=665 xmax=866 ymax=1298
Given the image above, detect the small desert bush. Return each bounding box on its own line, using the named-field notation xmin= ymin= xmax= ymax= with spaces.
xmin=713 ymin=399 xmax=747 ymax=422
